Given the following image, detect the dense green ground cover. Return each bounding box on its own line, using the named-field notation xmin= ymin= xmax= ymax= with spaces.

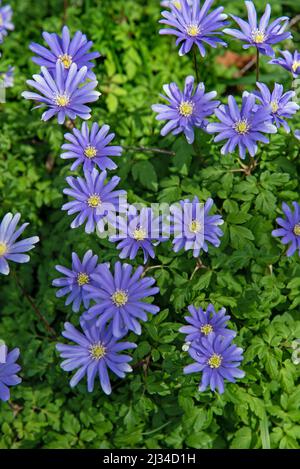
xmin=1 ymin=0 xmax=300 ymax=449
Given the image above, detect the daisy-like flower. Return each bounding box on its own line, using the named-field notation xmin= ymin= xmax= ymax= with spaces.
xmin=184 ymin=333 xmax=245 ymax=394
xmin=152 ymin=76 xmax=219 ymax=144
xmin=61 ymin=122 xmax=123 ymax=172
xmin=22 ymin=62 xmax=100 ymax=124
xmin=109 ymin=206 xmax=167 ymax=264
xmin=0 ymin=1 xmax=14 ymax=43
xmin=272 ymin=202 xmax=300 ymax=257
xmin=52 ymin=250 xmax=103 ymax=313
xmin=62 ymin=168 xmax=126 ymax=234
xmin=159 ymin=0 xmax=228 ymax=57
xmin=179 ymin=304 xmax=236 ymax=345
xmin=0 ymin=213 xmax=39 ymax=276
xmin=0 ymin=65 xmax=14 ymax=88
xmin=224 ymin=1 xmax=291 ymax=58
xmin=253 ymin=83 xmax=299 ymax=133
xmin=206 ymin=93 xmax=277 ymax=159
xmin=0 ymin=347 xmax=21 ymax=401
xmin=269 ymin=50 xmax=300 ymax=79
xmin=171 ymin=197 xmax=224 ymax=257
xmin=56 ymin=319 xmax=136 ymax=395
xmin=30 ymin=25 xmax=100 ymax=80
xmin=84 ymin=262 xmax=160 ymax=338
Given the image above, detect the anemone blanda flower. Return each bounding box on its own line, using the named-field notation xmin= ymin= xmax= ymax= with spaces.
xmin=0 ymin=213 xmax=39 ymax=276
xmin=56 ymin=319 xmax=136 ymax=395
xmin=179 ymin=304 xmax=236 ymax=345
xmin=84 ymin=262 xmax=160 ymax=338
xmin=30 ymin=25 xmax=100 ymax=80
xmin=224 ymin=1 xmax=291 ymax=58
xmin=272 ymin=202 xmax=300 ymax=257
xmin=269 ymin=50 xmax=300 ymax=79
xmin=206 ymin=93 xmax=277 ymax=159
xmin=0 ymin=347 xmax=21 ymax=401
xmin=109 ymin=206 xmax=167 ymax=264
xmin=61 ymin=122 xmax=123 ymax=172
xmin=159 ymin=0 xmax=228 ymax=57
xmin=22 ymin=62 xmax=100 ymax=124
xmin=52 ymin=250 xmax=104 ymax=313
xmin=0 ymin=65 xmax=14 ymax=88
xmin=62 ymin=168 xmax=126 ymax=234
xmin=253 ymin=83 xmax=299 ymax=133
xmin=152 ymin=76 xmax=219 ymax=144
xmin=0 ymin=1 xmax=14 ymax=43
xmin=171 ymin=197 xmax=223 ymax=257
xmin=184 ymin=333 xmax=244 ymax=394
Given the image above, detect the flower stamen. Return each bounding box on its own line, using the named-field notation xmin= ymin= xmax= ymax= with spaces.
xmin=111 ymin=289 xmax=129 ymax=307
xmin=0 ymin=242 xmax=7 ymax=257
xmin=292 ymin=61 xmax=300 ymax=73
xmin=87 ymin=194 xmax=101 ymax=208
xmin=189 ymin=219 xmax=201 ymax=234
xmin=271 ymin=100 xmax=279 ymax=113
xmin=201 ymin=324 xmax=213 ymax=336
xmin=234 ymin=119 xmax=250 ymax=135
xmin=84 ymin=145 xmax=97 ymax=159
xmin=89 ymin=342 xmax=106 ymax=360
xmin=294 ymin=224 xmax=300 ymax=236
xmin=208 ymin=353 xmax=222 ymax=369
xmin=186 ymin=24 xmax=200 ymax=37
xmin=133 ymin=227 xmax=147 ymax=241
xmin=252 ymin=29 xmax=266 ymax=44
xmin=54 ymin=93 xmax=70 ymax=107
xmin=58 ymin=54 xmax=73 ymax=69
xmin=77 ymin=272 xmax=89 ymax=286
xmin=179 ymin=101 xmax=194 ymax=117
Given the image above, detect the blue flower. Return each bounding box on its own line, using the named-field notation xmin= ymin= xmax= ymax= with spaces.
xmin=0 ymin=1 xmax=14 ymax=43
xmin=207 ymin=93 xmax=277 ymax=159
xmin=56 ymin=319 xmax=136 ymax=395
xmin=272 ymin=202 xmax=300 ymax=257
xmin=52 ymin=250 xmax=103 ymax=313
xmin=184 ymin=333 xmax=244 ymax=394
xmin=152 ymin=75 xmax=219 ymax=144
xmin=61 ymin=122 xmax=123 ymax=172
xmin=269 ymin=50 xmax=300 ymax=79
xmin=0 ymin=347 xmax=21 ymax=401
xmin=159 ymin=0 xmax=228 ymax=57
xmin=30 ymin=25 xmax=100 ymax=80
xmin=171 ymin=197 xmax=224 ymax=257
xmin=22 ymin=62 xmax=100 ymax=124
xmin=62 ymin=168 xmax=126 ymax=234
xmin=0 ymin=213 xmax=39 ymax=275
xmin=0 ymin=65 xmax=14 ymax=88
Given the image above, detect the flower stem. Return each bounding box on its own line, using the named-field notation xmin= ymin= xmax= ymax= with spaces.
xmin=256 ymin=49 xmax=260 ymax=83
xmin=192 ymin=46 xmax=200 ymax=83
xmin=123 ymin=145 xmax=175 ymax=156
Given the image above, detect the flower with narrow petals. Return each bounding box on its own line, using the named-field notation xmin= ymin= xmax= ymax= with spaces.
xmin=269 ymin=50 xmax=300 ymax=79
xmin=22 ymin=62 xmax=100 ymax=124
xmin=179 ymin=304 xmax=236 ymax=344
xmin=171 ymin=197 xmax=224 ymax=257
xmin=84 ymin=262 xmax=160 ymax=338
xmin=184 ymin=333 xmax=245 ymax=394
xmin=62 ymin=168 xmax=126 ymax=234
xmin=0 ymin=65 xmax=14 ymax=88
xmin=109 ymin=206 xmax=167 ymax=264
xmin=224 ymin=1 xmax=291 ymax=58
xmin=207 ymin=93 xmax=277 ymax=159
xmin=30 ymin=25 xmax=100 ymax=80
xmin=0 ymin=213 xmax=39 ymax=276
xmin=56 ymin=319 xmax=136 ymax=395
xmin=61 ymin=122 xmax=123 ymax=172
xmin=253 ymin=83 xmax=299 ymax=133
xmin=0 ymin=1 xmax=14 ymax=43
xmin=152 ymin=76 xmax=219 ymax=144
xmin=159 ymin=0 xmax=228 ymax=57
xmin=0 ymin=347 xmax=21 ymax=401
xmin=272 ymin=202 xmax=300 ymax=257
xmin=52 ymin=250 xmax=103 ymax=313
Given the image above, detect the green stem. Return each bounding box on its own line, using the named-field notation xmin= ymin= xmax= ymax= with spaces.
xmin=256 ymin=49 xmax=260 ymax=83
xmin=192 ymin=46 xmax=200 ymax=83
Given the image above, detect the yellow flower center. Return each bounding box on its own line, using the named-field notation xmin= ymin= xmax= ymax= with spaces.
xmin=84 ymin=145 xmax=97 ymax=159
xmin=234 ymin=119 xmax=250 ymax=135
xmin=87 ymin=194 xmax=101 ymax=208
xmin=133 ymin=227 xmax=147 ymax=241
xmin=111 ymin=289 xmax=128 ymax=307
xmin=173 ymin=0 xmax=182 ymax=9
xmin=186 ymin=24 xmax=200 ymax=37
xmin=0 ymin=15 xmax=3 ymax=27
xmin=189 ymin=219 xmax=201 ymax=234
xmin=59 ymin=54 xmax=73 ymax=69
xmin=294 ymin=224 xmax=300 ymax=236
xmin=77 ymin=272 xmax=90 ymax=286
xmin=55 ymin=94 xmax=70 ymax=107
xmin=292 ymin=61 xmax=300 ymax=73
xmin=89 ymin=343 xmax=106 ymax=360
xmin=200 ymin=324 xmax=213 ymax=336
xmin=208 ymin=353 xmax=222 ymax=369
xmin=0 ymin=242 xmax=7 ymax=257
xmin=252 ymin=29 xmax=266 ymax=44
xmin=271 ymin=101 xmax=279 ymax=113
xmin=179 ymin=101 xmax=194 ymax=117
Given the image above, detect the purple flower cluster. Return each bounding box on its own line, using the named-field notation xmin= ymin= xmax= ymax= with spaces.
xmin=0 ymin=0 xmax=13 ymax=43
xmin=0 ymin=65 xmax=14 ymax=87
xmin=270 ymin=50 xmax=300 ymax=78
xmin=0 ymin=347 xmax=21 ymax=401
xmin=272 ymin=202 xmax=300 ymax=257
xmin=180 ymin=303 xmax=244 ymax=393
